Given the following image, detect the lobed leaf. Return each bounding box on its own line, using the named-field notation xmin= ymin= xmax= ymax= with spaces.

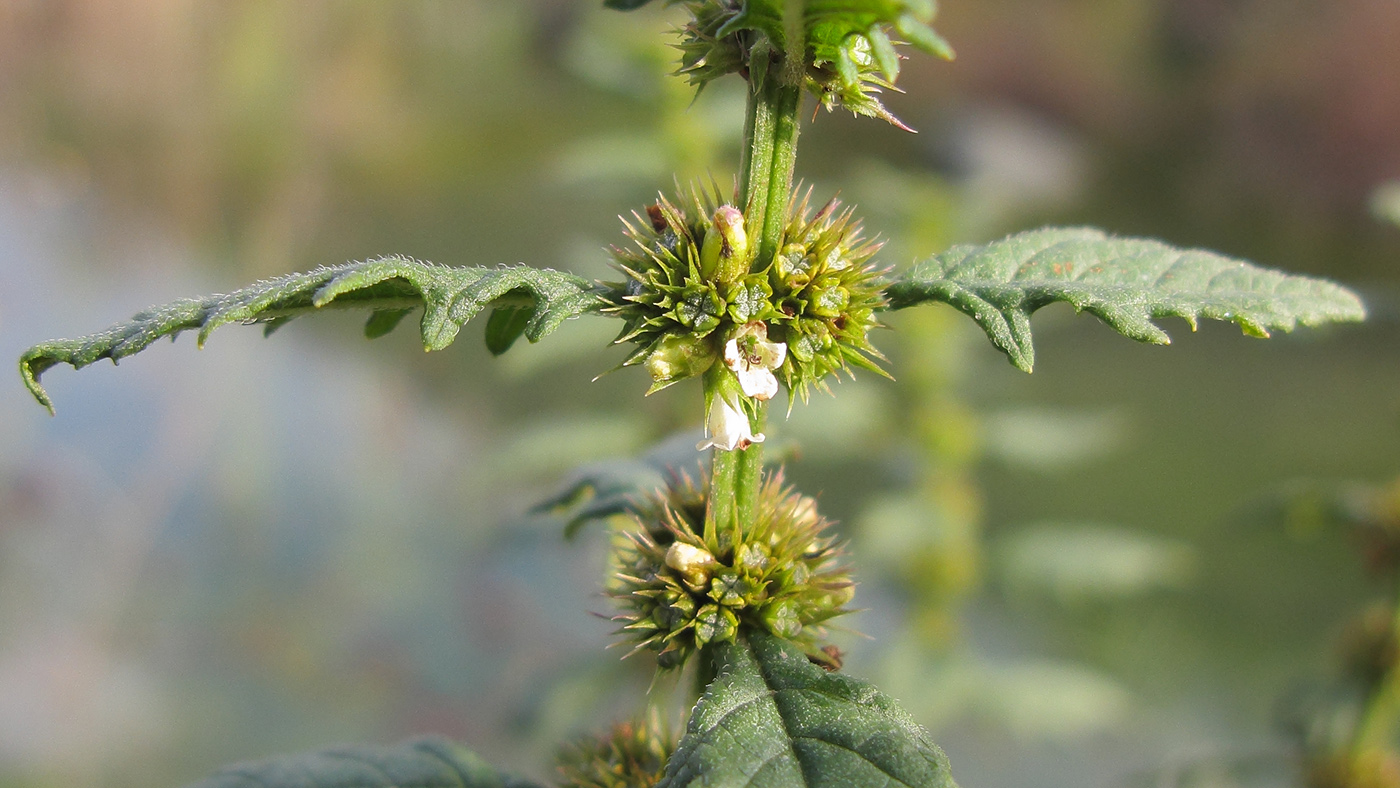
xmin=20 ymin=256 xmax=616 ymax=413
xmin=659 ymin=632 xmax=956 ymax=788
xmin=183 ymin=737 xmax=542 ymax=788
xmin=883 ymin=227 xmax=1366 ymax=372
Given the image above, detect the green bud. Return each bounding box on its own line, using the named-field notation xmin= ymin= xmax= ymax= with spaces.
xmin=699 ymin=205 xmax=751 ymax=285
xmin=693 ymin=604 xmax=739 ymax=647
xmin=726 ymin=276 xmax=774 ymax=324
xmin=762 ymin=600 xmax=804 ymax=639
xmin=775 ymin=243 xmax=814 ymax=287
xmin=735 ymin=542 xmax=770 ymax=572
xmin=672 ymin=284 xmax=724 ymax=335
xmin=644 ymin=334 xmax=717 ymax=392
xmin=708 ymin=569 xmax=757 ymax=608
xmin=809 ymin=276 xmax=851 ymax=318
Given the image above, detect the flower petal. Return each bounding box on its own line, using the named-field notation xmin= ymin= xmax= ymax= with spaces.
xmin=737 ymin=367 xmax=778 ymax=401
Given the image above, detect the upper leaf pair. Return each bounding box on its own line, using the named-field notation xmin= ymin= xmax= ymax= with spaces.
xmin=19 ymin=228 xmax=1365 ymax=412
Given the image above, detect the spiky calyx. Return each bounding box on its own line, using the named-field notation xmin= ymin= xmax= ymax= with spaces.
xmin=616 ymin=0 xmax=953 ymax=128
xmin=607 ymin=183 xmax=887 ymax=402
xmin=608 ymin=470 xmax=853 ymax=670
xmin=556 ymin=716 xmax=674 ymax=788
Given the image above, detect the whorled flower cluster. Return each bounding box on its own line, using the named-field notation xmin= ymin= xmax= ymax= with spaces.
xmin=666 ymin=0 xmax=954 ymax=128
xmin=556 ymin=715 xmax=674 ymax=788
xmin=607 ymin=182 xmax=887 ymax=407
xmin=608 ymin=470 xmax=853 ymax=669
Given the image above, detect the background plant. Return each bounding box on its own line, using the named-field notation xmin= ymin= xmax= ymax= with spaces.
xmin=2 ymin=1 xmax=1400 ymax=788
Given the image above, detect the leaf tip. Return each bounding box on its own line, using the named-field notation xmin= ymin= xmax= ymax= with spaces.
xmin=19 ymin=353 xmax=58 ymax=415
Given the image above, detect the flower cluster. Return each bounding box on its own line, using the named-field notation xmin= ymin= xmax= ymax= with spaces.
xmin=556 ymin=715 xmax=674 ymax=788
xmin=608 ymin=470 xmax=853 ymax=669
xmin=659 ymin=0 xmax=954 ymax=128
xmin=607 ymin=183 xmax=887 ymax=430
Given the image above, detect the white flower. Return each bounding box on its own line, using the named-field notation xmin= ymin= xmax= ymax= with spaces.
xmin=697 ymin=393 xmax=765 ymax=452
xmin=724 ymin=322 xmax=787 ymax=401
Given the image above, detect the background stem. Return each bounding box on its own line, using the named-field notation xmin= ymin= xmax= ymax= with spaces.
xmin=1349 ymin=579 xmax=1400 ymax=763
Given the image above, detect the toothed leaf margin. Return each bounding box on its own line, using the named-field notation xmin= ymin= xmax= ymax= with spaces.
xmin=882 ymin=227 xmax=1366 ymax=372
xmin=21 ymin=256 xmax=617 ymax=412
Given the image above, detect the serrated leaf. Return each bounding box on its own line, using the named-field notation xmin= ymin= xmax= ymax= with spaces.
xmin=20 ymin=256 xmax=616 ymax=413
xmin=484 ymin=306 xmax=532 ymax=356
xmin=535 ymin=436 xmax=707 ymax=538
xmin=659 ymin=632 xmax=956 ymax=788
xmin=883 ymin=227 xmax=1366 ymax=372
xmin=183 ymin=736 xmax=543 ymax=788
xmin=364 ymin=308 xmax=414 ymax=339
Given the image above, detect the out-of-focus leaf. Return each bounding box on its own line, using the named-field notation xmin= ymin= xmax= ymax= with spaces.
xmin=184 ymin=737 xmax=542 ymax=788
xmin=884 ymin=227 xmax=1366 ymax=372
xmin=536 ymin=459 xmax=670 ymax=538
xmin=485 ymin=306 xmax=533 ymax=356
xmin=21 ymin=257 xmax=617 ymax=413
xmin=1371 ymin=180 xmax=1400 ymax=228
xmin=998 ymin=523 xmax=1194 ymax=602
xmin=536 ymin=432 xmax=707 ymax=537
xmin=981 ymin=408 xmax=1125 ymax=469
xmin=659 ymin=632 xmax=956 ymax=788
xmin=605 ymin=0 xmax=658 ymax=9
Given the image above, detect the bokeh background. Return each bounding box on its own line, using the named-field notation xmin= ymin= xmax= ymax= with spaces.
xmin=1 ymin=1 xmax=1399 ymax=786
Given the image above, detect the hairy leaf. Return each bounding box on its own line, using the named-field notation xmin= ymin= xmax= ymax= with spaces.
xmin=883 ymin=227 xmax=1366 ymax=372
xmin=535 ymin=435 xmax=708 ymax=538
xmin=183 ymin=737 xmax=542 ymax=788
xmin=660 ymin=632 xmax=956 ymax=788
xmin=21 ymin=256 xmax=615 ymax=413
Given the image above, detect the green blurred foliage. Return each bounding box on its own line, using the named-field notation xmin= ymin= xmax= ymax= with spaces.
xmin=1 ymin=2 xmax=1397 ymax=788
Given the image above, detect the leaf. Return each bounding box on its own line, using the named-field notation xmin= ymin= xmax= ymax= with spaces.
xmin=484 ymin=306 xmax=532 ymax=356
xmin=364 ymin=308 xmax=414 ymax=340
xmin=659 ymin=632 xmax=956 ymax=788
xmin=534 ymin=434 xmax=708 ymax=539
xmin=183 ymin=736 xmax=544 ymax=788
xmin=20 ymin=256 xmax=616 ymax=413
xmin=883 ymin=227 xmax=1366 ymax=372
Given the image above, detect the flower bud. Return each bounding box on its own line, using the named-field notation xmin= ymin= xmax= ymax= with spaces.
xmin=699 ymin=205 xmax=751 ymax=285
xmin=644 ymin=334 xmax=717 ymax=392
xmin=692 ymin=604 xmax=739 ymax=647
xmin=665 ymin=541 xmax=717 ymax=589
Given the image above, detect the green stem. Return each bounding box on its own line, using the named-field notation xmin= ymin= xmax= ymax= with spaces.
xmin=1351 ymin=579 xmax=1400 ymax=761
xmin=706 ymin=35 xmax=803 ymax=555
xmin=734 ymin=406 xmax=766 ymax=529
xmin=739 ymin=47 xmax=803 ymax=271
xmin=707 ymin=447 xmax=737 ymax=554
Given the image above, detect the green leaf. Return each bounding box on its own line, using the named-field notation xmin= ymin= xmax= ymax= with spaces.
xmin=183 ymin=737 xmax=543 ymax=788
xmin=484 ymin=306 xmax=532 ymax=356
xmin=363 ymin=308 xmax=414 ymax=340
xmin=20 ymin=256 xmax=615 ymax=413
xmin=660 ymin=632 xmax=956 ymax=788
xmin=605 ymin=0 xmax=657 ymax=9
xmin=883 ymin=227 xmax=1366 ymax=372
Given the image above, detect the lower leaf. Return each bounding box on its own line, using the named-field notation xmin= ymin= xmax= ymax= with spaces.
xmin=183 ymin=736 xmax=542 ymax=788
xmin=660 ymin=632 xmax=956 ymax=788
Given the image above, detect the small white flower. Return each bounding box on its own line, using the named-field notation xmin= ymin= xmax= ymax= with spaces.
xmin=724 ymin=322 xmax=787 ymax=401
xmin=697 ymin=393 xmax=765 ymax=452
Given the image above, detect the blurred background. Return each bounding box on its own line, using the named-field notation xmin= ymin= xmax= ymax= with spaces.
xmin=1 ymin=1 xmax=1398 ymax=786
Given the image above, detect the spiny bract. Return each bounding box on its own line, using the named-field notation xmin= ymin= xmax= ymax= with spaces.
xmin=556 ymin=715 xmax=675 ymax=788
xmin=607 ymin=183 xmax=888 ymax=403
xmin=620 ymin=0 xmax=954 ymax=128
xmin=609 ymin=470 xmax=853 ymax=669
